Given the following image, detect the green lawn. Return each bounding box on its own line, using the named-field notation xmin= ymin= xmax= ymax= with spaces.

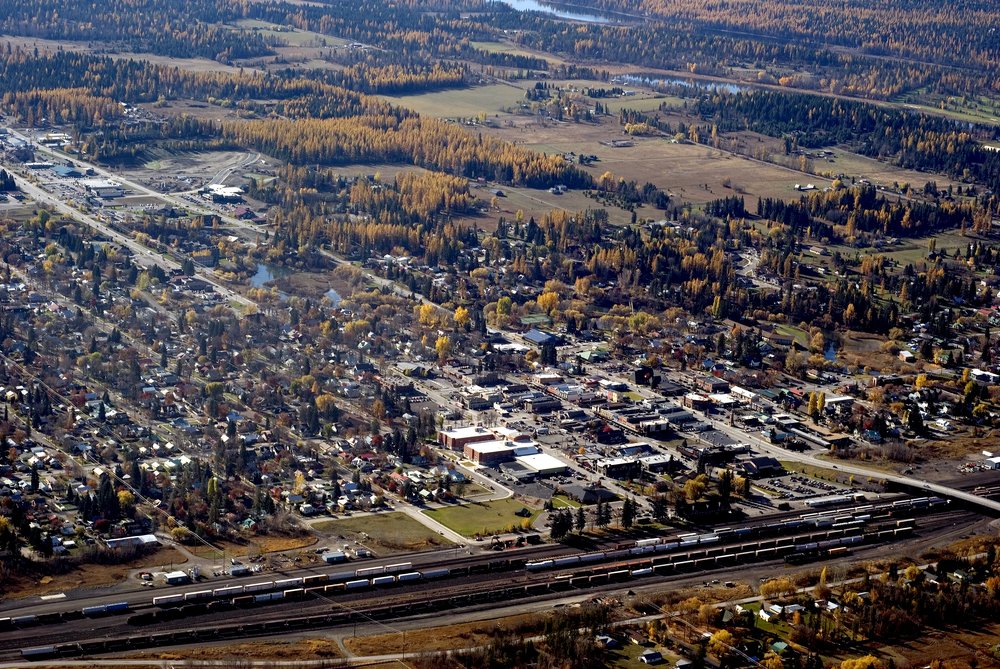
xmin=552 ymin=495 xmax=582 ymax=509
xmin=313 ymin=512 xmax=454 ymax=555
xmin=424 ymin=498 xmax=542 ymax=538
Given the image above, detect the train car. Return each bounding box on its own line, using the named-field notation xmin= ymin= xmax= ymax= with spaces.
xmin=283 ymin=588 xmax=305 ymax=600
xmin=274 ymin=578 xmax=303 ymax=589
xmin=184 ymin=590 xmax=213 ymax=602
xmin=303 ymin=574 xmax=329 ymax=586
xmin=795 ymin=542 xmax=819 ymax=553
xmin=579 ymin=552 xmax=606 ymax=564
xmin=213 ymin=585 xmax=244 ymax=598
xmin=554 ymin=556 xmax=582 ymax=568
xmin=152 ymin=594 xmax=184 ymax=607
xmin=324 ymin=583 xmax=346 ymax=594
xmin=106 ymin=602 xmax=129 ymax=614
xmin=608 ymin=569 xmax=630 ymax=581
xmin=372 ymin=575 xmax=396 ymax=587
xmin=243 ymin=581 xmax=273 ymax=593
xmin=345 ymin=579 xmax=370 ymax=590
xmin=398 ymin=572 xmax=422 ymax=583
xmin=635 ymin=538 xmax=659 ymax=547
xmin=422 ymin=568 xmax=450 ymax=579
xmin=328 ymin=571 xmax=356 ymax=582
xmin=82 ymin=605 xmax=107 ymax=617
xmin=232 ymin=595 xmax=254 ymax=607
xmin=21 ymin=646 xmax=57 ymax=661
xmin=827 ymin=546 xmax=850 ymax=557
xmin=631 ymin=567 xmax=653 ymax=577
xmin=526 ymin=560 xmax=554 ymax=572
xmin=896 ymin=518 xmax=916 ymax=528
xmin=384 ymin=562 xmax=412 ymax=574
xmin=355 ymin=566 xmax=384 ymax=578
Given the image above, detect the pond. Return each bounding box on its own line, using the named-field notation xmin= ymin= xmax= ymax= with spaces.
xmin=249 ymin=263 xmax=342 ymax=305
xmin=493 ymin=0 xmax=621 ymax=24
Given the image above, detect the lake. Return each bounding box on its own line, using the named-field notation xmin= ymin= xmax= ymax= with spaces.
xmin=493 ymin=0 xmax=621 ymax=24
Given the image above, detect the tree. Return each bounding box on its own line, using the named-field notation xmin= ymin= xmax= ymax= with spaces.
xmin=708 ymin=629 xmax=734 ymax=657
xmin=840 ymin=657 xmax=883 ymax=669
xmin=621 ymin=497 xmax=635 ymax=529
xmin=717 ymin=469 xmax=733 ymax=502
xmin=435 ymin=335 xmax=452 ymax=364
xmin=575 ymin=505 xmax=586 ymax=533
xmin=453 ymin=306 xmax=471 ymax=329
xmin=814 ymin=566 xmax=831 ymax=599
xmin=550 ymin=509 xmax=572 ymax=540
xmin=596 ymin=499 xmax=612 ymax=528
xmin=760 ymin=577 xmax=797 ymax=599
xmin=684 ymin=475 xmax=707 ymax=502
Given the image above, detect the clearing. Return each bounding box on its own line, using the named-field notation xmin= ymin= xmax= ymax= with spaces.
xmin=424 ymin=497 xmax=542 ymax=538
xmin=312 ymin=512 xmax=455 ymax=554
xmin=382 ymin=83 xmax=525 ymax=119
xmin=0 ymin=544 xmax=186 ymax=601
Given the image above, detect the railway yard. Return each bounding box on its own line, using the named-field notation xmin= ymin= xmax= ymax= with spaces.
xmin=2 ymin=495 xmax=993 ymax=663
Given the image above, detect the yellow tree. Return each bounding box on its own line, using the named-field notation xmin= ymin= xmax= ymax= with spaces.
xmin=453 ymin=306 xmax=471 ymax=329
xmin=435 ymin=335 xmax=452 ymax=364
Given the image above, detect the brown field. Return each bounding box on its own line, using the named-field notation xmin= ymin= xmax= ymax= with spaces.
xmin=492 ymin=118 xmax=824 ymax=205
xmin=863 ymin=624 xmax=1000 ymax=669
xmin=132 ymin=637 xmax=344 ymax=661
xmin=343 ymin=612 xmax=546 ymax=656
xmin=0 ymin=545 xmax=186 ymax=601
xmin=185 ymin=533 xmax=317 ymax=559
xmin=312 ymin=512 xmax=455 ymax=555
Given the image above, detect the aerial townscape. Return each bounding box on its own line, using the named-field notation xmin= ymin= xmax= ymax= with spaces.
xmin=0 ymin=0 xmax=999 ymax=668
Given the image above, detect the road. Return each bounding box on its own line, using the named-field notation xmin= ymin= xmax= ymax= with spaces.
xmin=1 ymin=163 xmax=254 ymax=309
xmin=702 ymin=412 xmax=1000 ymax=514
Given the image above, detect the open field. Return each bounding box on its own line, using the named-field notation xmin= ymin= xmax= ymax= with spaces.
xmin=118 ymin=149 xmax=268 ymax=193
xmin=819 ymin=148 xmax=962 ymax=191
xmin=471 ymin=39 xmax=568 ymax=66
xmin=0 ymin=545 xmax=186 ymax=601
xmin=424 ymin=498 xmax=542 ymax=538
xmin=483 ymin=182 xmax=649 ymax=228
xmin=185 ymin=534 xmax=317 ymax=559
xmin=489 ymin=119 xmax=828 ymax=205
xmin=234 ymin=19 xmax=351 ymax=48
xmin=132 ymin=638 xmax=344 ymax=661
xmin=382 ymin=83 xmax=525 ymax=119
xmin=343 ymin=611 xmax=545 ymax=655
xmin=312 ymin=512 xmax=455 ymax=555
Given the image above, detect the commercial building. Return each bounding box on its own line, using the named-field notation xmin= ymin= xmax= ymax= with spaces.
xmin=438 ymin=425 xmax=495 ymax=450
xmin=516 ymin=452 xmax=569 ymax=477
xmin=82 ymin=179 xmax=124 ymax=198
xmin=464 ymin=440 xmax=516 ymax=465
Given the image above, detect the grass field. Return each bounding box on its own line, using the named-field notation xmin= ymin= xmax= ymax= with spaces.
xmin=471 ymin=40 xmax=567 ymax=65
xmin=312 ymin=512 xmax=454 ymax=554
xmin=382 ymin=84 xmax=524 ymax=118
xmin=552 ymin=495 xmax=581 ymax=508
xmin=424 ymin=498 xmax=542 ymax=537
xmin=234 ymin=19 xmax=350 ymax=47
